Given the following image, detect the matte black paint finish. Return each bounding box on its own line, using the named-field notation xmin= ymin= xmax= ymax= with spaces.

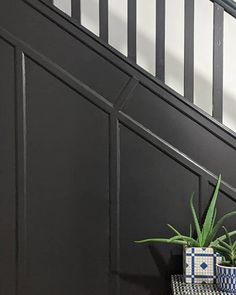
xmin=123 ymin=84 xmax=236 ymax=188
xmin=119 ymin=125 xmax=199 ymax=295
xmin=211 ymin=0 xmax=236 ymax=18
xmin=0 ymin=1 xmax=129 ymax=106
xmin=184 ymin=0 xmax=194 ymax=102
xmin=72 ymin=0 xmax=81 ymax=24
xmin=0 ymin=1 xmax=235 ymax=295
xmin=213 ymin=3 xmax=224 ymax=122
xmin=0 ymin=37 xmax=16 ymax=295
xmin=99 ymin=0 xmax=108 ymax=42
xmin=25 ymin=57 xmax=109 ymax=295
xmin=128 ymin=0 xmax=137 ymax=62
xmin=156 ymin=0 xmax=165 ymax=81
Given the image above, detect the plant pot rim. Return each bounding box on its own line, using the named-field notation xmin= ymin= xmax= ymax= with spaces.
xmin=216 ymin=263 xmax=236 ymax=269
xmin=184 ymin=246 xmax=213 ymax=249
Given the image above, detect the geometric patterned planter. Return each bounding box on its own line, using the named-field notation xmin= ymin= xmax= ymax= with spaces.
xmin=216 ymin=264 xmax=236 ymax=293
xmin=183 ymin=247 xmax=222 ymax=284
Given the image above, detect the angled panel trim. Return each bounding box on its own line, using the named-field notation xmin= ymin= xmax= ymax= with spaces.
xmin=118 ymin=112 xmax=236 ymax=201
xmin=0 ymin=24 xmax=234 ymax=222
xmin=22 ymin=0 xmax=236 ymax=147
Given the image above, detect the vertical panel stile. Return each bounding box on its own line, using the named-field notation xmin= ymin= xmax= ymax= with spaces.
xmin=128 ymin=0 xmax=137 ymax=62
xmin=156 ymin=0 xmax=165 ymax=81
xmin=184 ymin=0 xmax=194 ymax=102
xmin=71 ymin=0 xmax=81 ymax=24
xmin=100 ymin=0 xmax=109 ymax=42
xmin=15 ymin=48 xmax=27 ymax=295
xmin=109 ymin=114 xmax=120 ymax=295
xmin=213 ymin=3 xmax=224 ymax=123
xmin=0 ymin=36 xmax=17 ymax=295
xmin=109 ymin=78 xmax=138 ymax=294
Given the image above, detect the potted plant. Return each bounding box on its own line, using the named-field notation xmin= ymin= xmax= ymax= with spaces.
xmin=212 ymin=227 xmax=236 ymax=293
xmin=135 ymin=175 xmax=236 ymax=284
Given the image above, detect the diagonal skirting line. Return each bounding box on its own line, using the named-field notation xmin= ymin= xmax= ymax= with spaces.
xmin=22 ymin=0 xmax=236 ymax=148
xmin=0 ymin=25 xmax=235 ymax=202
xmin=118 ymin=111 xmax=236 ymax=202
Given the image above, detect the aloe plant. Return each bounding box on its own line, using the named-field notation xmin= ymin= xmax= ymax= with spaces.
xmin=212 ymin=227 xmax=236 ymax=267
xmin=135 ymin=175 xmax=236 ymax=247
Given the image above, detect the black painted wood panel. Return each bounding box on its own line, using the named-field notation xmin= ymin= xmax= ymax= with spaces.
xmin=0 ymin=1 xmax=235 ymax=295
xmin=123 ymin=84 xmax=236 ymax=187
xmin=0 ymin=37 xmax=16 ymax=295
xmin=24 ymin=57 xmax=109 ymax=295
xmin=119 ymin=125 xmax=199 ymax=295
xmin=203 ymin=183 xmax=236 ymax=231
xmin=0 ymin=0 xmax=129 ymax=105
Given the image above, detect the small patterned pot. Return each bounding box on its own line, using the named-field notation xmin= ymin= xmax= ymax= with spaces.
xmin=183 ymin=247 xmax=222 ymax=284
xmin=216 ymin=264 xmax=236 ymax=293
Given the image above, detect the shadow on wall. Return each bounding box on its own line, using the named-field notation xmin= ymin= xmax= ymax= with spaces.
xmin=78 ymin=0 xmax=236 ymax=132
xmin=114 ymin=246 xmax=181 ymax=295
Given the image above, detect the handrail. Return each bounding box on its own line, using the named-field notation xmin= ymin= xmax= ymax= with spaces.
xmin=212 ymin=0 xmax=236 ymax=18
xmin=50 ymin=0 xmax=236 ymax=133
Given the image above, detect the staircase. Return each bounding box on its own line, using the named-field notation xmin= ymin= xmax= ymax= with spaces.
xmin=51 ymin=0 xmax=236 ymax=133
xmin=0 ymin=1 xmax=235 ymax=295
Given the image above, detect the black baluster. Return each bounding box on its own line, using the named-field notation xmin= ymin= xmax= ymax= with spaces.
xmin=213 ymin=2 xmax=224 ymax=122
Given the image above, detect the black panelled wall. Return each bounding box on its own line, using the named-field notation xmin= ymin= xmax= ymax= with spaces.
xmin=0 ymin=1 xmax=236 ymax=295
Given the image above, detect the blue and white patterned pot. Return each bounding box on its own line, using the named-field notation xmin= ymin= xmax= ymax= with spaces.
xmin=183 ymin=247 xmax=222 ymax=284
xmin=216 ymin=264 xmax=236 ymax=293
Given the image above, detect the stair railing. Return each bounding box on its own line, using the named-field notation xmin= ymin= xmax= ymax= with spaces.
xmin=49 ymin=0 xmax=236 ymax=129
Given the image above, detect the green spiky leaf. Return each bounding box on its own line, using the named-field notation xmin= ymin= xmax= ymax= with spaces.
xmin=211 ymin=230 xmax=236 ymax=246
xmin=223 ymin=226 xmax=232 ymax=246
xmin=169 ymin=235 xmax=199 ymax=247
xmin=189 ymin=224 xmax=192 ymax=239
xmin=212 ymin=227 xmax=236 ymax=267
xmin=167 ymin=224 xmax=181 ymax=236
xmin=201 ymin=175 xmax=221 ymax=245
xmin=210 ymin=211 xmax=236 ymax=241
xmin=134 ymin=238 xmax=187 ymax=246
xmin=190 ymin=193 xmax=202 ymax=245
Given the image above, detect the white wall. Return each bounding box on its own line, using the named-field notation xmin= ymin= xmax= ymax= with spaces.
xmin=136 ymin=0 xmax=156 ymax=75
xmin=54 ymin=0 xmax=71 ymax=16
xmin=53 ymin=0 xmax=236 ymax=133
xmin=223 ymin=12 xmax=236 ymax=132
xmin=165 ymin=0 xmax=184 ymax=95
xmin=194 ymin=0 xmax=213 ymax=115
xmin=81 ymin=0 xmax=99 ymax=36
xmin=108 ymin=0 xmax=127 ymax=56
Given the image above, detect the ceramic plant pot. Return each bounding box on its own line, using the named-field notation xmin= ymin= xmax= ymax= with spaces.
xmin=216 ymin=264 xmax=236 ymax=293
xmin=183 ymin=247 xmax=222 ymax=284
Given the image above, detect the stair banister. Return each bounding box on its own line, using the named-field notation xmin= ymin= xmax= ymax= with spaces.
xmin=211 ymin=0 xmax=236 ymax=18
xmin=50 ymin=0 xmax=236 ymax=132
